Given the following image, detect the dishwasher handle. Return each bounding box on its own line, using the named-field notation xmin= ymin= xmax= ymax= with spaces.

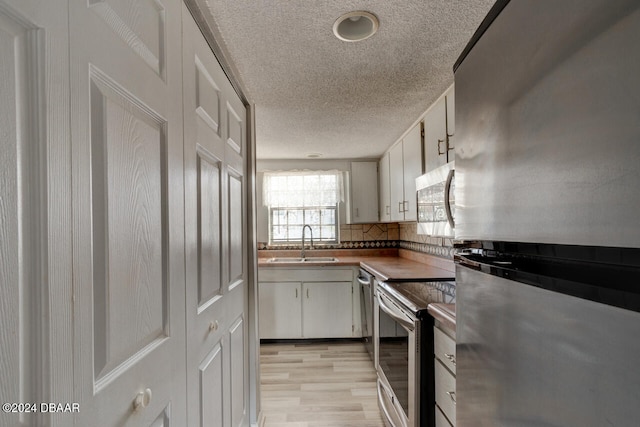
xmin=357 ymin=275 xmax=371 ymax=286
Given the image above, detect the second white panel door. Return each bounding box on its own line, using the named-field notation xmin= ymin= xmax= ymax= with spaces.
xmin=183 ymin=5 xmax=248 ymax=427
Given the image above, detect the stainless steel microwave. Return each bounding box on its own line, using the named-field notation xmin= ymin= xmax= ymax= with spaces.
xmin=415 ymin=161 xmax=455 ymax=237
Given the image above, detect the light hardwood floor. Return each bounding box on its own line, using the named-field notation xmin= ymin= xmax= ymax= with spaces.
xmin=260 ymin=341 xmax=386 ymax=427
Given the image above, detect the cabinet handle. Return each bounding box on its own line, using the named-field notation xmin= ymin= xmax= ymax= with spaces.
xmin=446 ymin=391 xmax=456 ymax=405
xmin=446 ymin=133 xmax=455 ymax=152
xmin=295 ymin=288 xmax=298 ymax=298
xmin=306 ymin=289 xmax=309 ymax=299
xmin=133 ymin=388 xmax=152 ymax=411
xmin=444 ymin=353 xmax=456 ymax=365
xmin=386 ymin=205 xmax=390 ymax=215
xmin=403 ymin=201 xmax=409 ymax=212
xmin=438 ymin=138 xmax=446 ymax=155
xmin=398 ymin=202 xmax=404 ymax=213
xmin=356 ymin=208 xmax=359 ymax=217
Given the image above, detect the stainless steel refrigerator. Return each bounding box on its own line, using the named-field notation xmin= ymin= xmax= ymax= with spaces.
xmin=454 ymin=0 xmax=640 ymax=426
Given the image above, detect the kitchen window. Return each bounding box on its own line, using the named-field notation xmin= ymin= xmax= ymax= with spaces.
xmin=263 ymin=170 xmax=344 ymax=245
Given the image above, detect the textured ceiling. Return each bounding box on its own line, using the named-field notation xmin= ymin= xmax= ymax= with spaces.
xmin=192 ymin=0 xmax=496 ymax=159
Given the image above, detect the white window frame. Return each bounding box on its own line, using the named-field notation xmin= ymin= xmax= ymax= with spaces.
xmin=269 ymin=205 xmax=339 ymax=245
xmin=263 ymin=170 xmax=343 ymax=246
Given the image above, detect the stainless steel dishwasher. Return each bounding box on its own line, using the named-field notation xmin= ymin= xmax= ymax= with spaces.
xmin=357 ymin=268 xmax=374 ymax=362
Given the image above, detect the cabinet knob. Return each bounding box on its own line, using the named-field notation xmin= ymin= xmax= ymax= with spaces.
xmin=444 ymin=353 xmax=456 ymax=365
xmin=209 ymin=320 xmax=219 ymax=332
xmin=446 ymin=391 xmax=456 ymax=405
xmin=133 ymin=388 xmax=152 ymax=411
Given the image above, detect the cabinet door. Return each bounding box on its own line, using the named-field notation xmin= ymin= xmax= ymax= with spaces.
xmin=350 ymin=161 xmax=379 ymax=223
xmin=402 ymin=124 xmax=422 ymax=221
xmin=436 ymin=406 xmax=454 ymax=427
xmin=389 ymin=143 xmax=405 ymax=221
xmin=435 ymin=360 xmax=457 ymax=426
xmin=302 ymin=282 xmax=353 ymax=338
xmin=259 ymin=282 xmax=302 ymax=339
xmin=424 ymin=95 xmax=448 ymax=173
xmin=379 ymin=153 xmax=391 ymax=222
xmin=445 ymin=87 xmax=455 ymax=162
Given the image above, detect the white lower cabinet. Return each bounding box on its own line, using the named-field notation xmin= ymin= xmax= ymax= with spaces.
xmin=434 ymin=325 xmax=457 ymax=426
xmin=436 ymin=406 xmax=454 ymax=427
xmin=259 ymin=282 xmax=303 ymax=338
xmin=302 ymin=282 xmax=353 ymax=338
xmin=258 ymin=267 xmax=357 ymax=339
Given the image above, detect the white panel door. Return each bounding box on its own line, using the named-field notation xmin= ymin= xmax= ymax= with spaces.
xmin=69 ymin=0 xmax=186 ymax=425
xmin=0 ymin=1 xmax=72 ymax=426
xmin=183 ymin=6 xmax=248 ymax=427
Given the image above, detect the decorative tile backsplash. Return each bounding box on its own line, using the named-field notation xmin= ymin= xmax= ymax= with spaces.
xmin=259 ymin=221 xmax=454 ymax=259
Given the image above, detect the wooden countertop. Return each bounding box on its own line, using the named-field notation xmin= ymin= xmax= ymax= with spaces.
xmin=258 ymin=249 xmax=455 ymax=282
xmin=428 ymin=303 xmax=456 ymax=332
xmin=359 ymin=257 xmax=454 ymax=281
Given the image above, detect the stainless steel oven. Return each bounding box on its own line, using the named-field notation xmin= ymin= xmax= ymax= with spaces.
xmin=375 ymin=281 xmax=455 ymax=427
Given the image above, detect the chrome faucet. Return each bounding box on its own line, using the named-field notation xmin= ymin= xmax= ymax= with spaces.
xmin=301 ymin=225 xmax=313 ymax=259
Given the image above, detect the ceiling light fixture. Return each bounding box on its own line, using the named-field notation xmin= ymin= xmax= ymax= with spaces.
xmin=333 ymin=11 xmax=379 ymax=42
xmin=306 ymin=153 xmax=323 ymax=158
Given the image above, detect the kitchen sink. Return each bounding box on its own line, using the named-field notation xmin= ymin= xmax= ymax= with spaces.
xmin=267 ymin=256 xmax=339 ymax=263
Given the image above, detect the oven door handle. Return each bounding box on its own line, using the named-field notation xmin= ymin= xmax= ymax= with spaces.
xmin=377 ymin=293 xmax=415 ymax=332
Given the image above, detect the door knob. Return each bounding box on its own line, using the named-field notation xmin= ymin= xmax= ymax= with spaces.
xmin=133 ymin=388 xmax=152 ymax=411
xmin=209 ymin=320 xmax=219 ymax=332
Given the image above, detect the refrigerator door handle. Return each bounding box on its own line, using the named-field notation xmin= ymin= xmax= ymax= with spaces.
xmin=444 ymin=169 xmax=455 ymax=228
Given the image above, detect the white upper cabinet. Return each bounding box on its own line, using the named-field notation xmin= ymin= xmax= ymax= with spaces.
xmin=379 ymin=153 xmax=391 ymax=222
xmin=349 ymin=161 xmax=379 ymax=223
xmin=389 ymin=124 xmax=422 ymax=221
xmin=424 ymin=86 xmax=455 ymax=173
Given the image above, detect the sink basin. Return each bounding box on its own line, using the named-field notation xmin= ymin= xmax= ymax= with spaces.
xmin=267 ymin=256 xmax=339 ymax=263
xmin=304 ymin=257 xmax=339 ymax=262
xmin=268 ymin=257 xmax=304 ymax=263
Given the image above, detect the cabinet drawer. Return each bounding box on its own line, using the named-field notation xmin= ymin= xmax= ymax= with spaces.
xmin=436 ymin=406 xmax=454 ymax=427
xmin=434 ymin=326 xmax=456 ymax=374
xmin=259 ymin=267 xmax=353 ymax=282
xmin=435 ymin=360 xmax=456 ymax=426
